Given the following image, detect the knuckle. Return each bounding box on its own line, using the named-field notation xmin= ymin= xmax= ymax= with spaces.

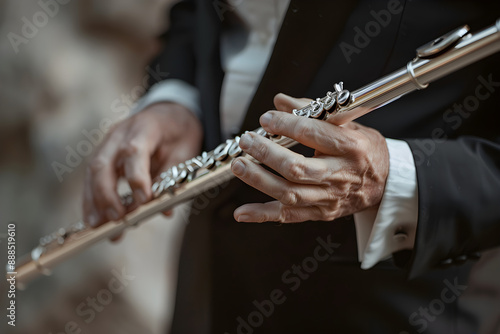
xmin=357 ymin=135 xmax=371 ymax=152
xmin=281 ymin=189 xmax=300 ymax=206
xmin=355 ymin=136 xmax=372 ymax=158
xmin=340 ymin=136 xmax=357 ymax=154
xmin=121 ymin=142 xmax=141 ymax=157
xmin=325 ymin=187 xmax=339 ymax=202
xmin=284 ymin=158 xmax=307 ymax=181
xmin=254 ymin=140 xmax=270 ymax=161
xmin=294 ymin=121 xmax=313 ymax=140
xmin=318 ymin=206 xmax=336 ymax=221
xmin=127 ymin=173 xmax=147 ymax=189
xmin=277 ymin=208 xmax=290 ymax=223
xmin=269 ymin=114 xmax=285 ymax=133
xmin=347 ymin=135 xmax=369 ymax=158
xmin=278 ymin=206 xmax=300 ymax=223
xmin=257 ymin=214 xmax=269 ymax=223
xmin=315 ymin=163 xmax=329 ymax=180
xmin=89 ymin=157 xmax=107 ymax=173
xmin=344 ymin=122 xmax=360 ymax=131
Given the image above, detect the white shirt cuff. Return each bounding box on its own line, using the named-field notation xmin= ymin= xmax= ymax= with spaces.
xmin=354 ymin=138 xmax=419 ymax=269
xmin=132 ymin=79 xmax=201 ymax=117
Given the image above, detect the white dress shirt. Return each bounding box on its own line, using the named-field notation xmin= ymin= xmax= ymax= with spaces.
xmin=134 ymin=0 xmax=418 ymax=269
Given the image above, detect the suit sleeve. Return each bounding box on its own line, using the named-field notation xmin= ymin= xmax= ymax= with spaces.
xmin=405 ymin=136 xmax=500 ymax=278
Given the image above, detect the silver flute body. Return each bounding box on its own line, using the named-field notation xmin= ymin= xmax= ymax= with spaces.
xmin=12 ymin=19 xmax=500 ymax=288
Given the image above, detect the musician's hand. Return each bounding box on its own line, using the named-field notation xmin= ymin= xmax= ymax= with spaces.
xmin=83 ymin=102 xmax=203 ymax=230
xmin=231 ymin=94 xmax=389 ymax=223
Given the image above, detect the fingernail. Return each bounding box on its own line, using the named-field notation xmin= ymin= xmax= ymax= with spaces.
xmin=135 ymin=189 xmax=147 ymax=204
xmin=260 ymin=112 xmax=272 ymax=127
xmin=239 ymin=133 xmax=253 ymax=150
xmin=106 ymin=208 xmax=120 ymax=221
xmin=236 ymin=215 xmax=250 ymax=222
xmin=232 ymin=160 xmax=246 ymax=176
xmin=88 ymin=213 xmax=99 ymax=227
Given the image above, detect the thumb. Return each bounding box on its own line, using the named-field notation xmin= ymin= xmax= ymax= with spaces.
xmin=273 ymin=93 xmax=311 ymax=113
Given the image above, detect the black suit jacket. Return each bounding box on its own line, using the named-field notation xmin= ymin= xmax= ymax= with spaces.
xmin=149 ymin=1 xmax=500 ymax=333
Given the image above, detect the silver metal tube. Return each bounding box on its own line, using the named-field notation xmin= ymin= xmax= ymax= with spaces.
xmin=327 ymin=19 xmax=500 ymax=125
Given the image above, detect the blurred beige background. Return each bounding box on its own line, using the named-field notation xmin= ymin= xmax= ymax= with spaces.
xmin=0 ymin=1 xmax=186 ymax=333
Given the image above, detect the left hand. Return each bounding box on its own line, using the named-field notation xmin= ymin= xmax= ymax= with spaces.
xmin=231 ymin=93 xmax=390 ymax=223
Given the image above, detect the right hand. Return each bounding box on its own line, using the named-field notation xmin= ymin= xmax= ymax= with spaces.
xmin=83 ymin=102 xmax=203 ymax=228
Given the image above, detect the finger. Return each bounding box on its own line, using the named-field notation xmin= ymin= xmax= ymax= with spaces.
xmin=234 ymin=201 xmax=328 ymax=223
xmin=238 ymin=132 xmax=337 ymax=184
xmin=90 ymin=162 xmax=125 ymax=224
xmin=273 ymin=93 xmax=310 ymax=113
xmin=88 ymin=139 xmax=126 ymax=226
xmin=121 ymin=140 xmax=153 ymax=206
xmin=83 ymin=168 xmax=100 ymax=227
xmin=162 ymin=210 xmax=173 ymax=217
xmin=232 ymin=157 xmax=330 ymax=206
xmin=150 ymin=143 xmax=174 ymax=179
xmin=340 ymin=122 xmax=360 ymax=130
xmin=151 ymin=129 xmax=202 ymax=179
xmin=109 ymin=232 xmax=124 ymax=243
xmin=259 ymin=110 xmax=359 ymax=156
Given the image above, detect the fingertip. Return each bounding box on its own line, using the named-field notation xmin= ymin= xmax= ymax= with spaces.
xmin=105 ymin=207 xmax=120 ymax=221
xmin=273 ymin=93 xmax=291 ymax=109
xmin=239 ymin=133 xmax=253 ymax=150
xmin=259 ymin=112 xmax=273 ymax=128
xmin=133 ymin=188 xmax=149 ymax=205
xmin=236 ymin=214 xmax=251 ymax=222
xmin=161 ymin=210 xmax=173 ymax=217
xmin=86 ymin=212 xmax=100 ymax=228
xmin=109 ymin=232 xmax=124 ymax=243
xmin=234 ymin=206 xmax=251 ymax=222
xmin=231 ymin=158 xmax=246 ymax=176
xmin=123 ymin=155 xmax=153 ymax=205
xmin=274 ymin=93 xmax=309 ymax=113
xmin=233 ymin=206 xmax=244 ymax=220
xmin=273 ymin=93 xmax=292 ymax=112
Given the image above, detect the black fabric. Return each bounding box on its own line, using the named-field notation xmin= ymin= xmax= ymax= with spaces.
xmin=152 ymin=0 xmax=500 ymax=332
xmin=148 ymin=0 xmax=197 ymax=88
xmin=193 ymin=0 xmax=225 ymax=150
xmin=239 ymin=0 xmax=359 ymax=133
xmin=406 ymin=134 xmax=500 ymax=278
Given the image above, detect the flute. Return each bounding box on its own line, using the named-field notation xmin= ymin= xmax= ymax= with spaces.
xmin=12 ymin=18 xmax=500 ymax=289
